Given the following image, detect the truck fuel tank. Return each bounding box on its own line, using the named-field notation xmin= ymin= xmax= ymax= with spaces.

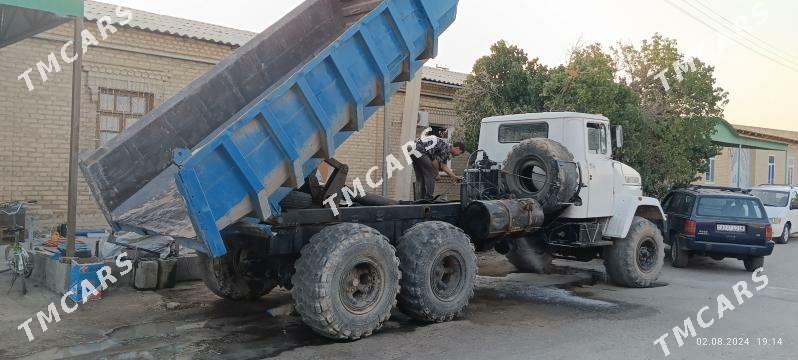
xmin=462 ymin=199 xmax=544 ymax=241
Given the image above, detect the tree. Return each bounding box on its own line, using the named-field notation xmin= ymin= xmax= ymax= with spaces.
xmin=613 ymin=34 xmax=728 ymax=196
xmin=455 ymin=40 xmax=548 ymax=151
xmin=455 ymin=36 xmax=728 ymax=198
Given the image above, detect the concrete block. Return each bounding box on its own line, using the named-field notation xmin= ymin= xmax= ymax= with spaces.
xmin=134 ymin=260 xmax=159 ymax=290
xmin=157 ymin=258 xmax=177 ymax=289
xmin=176 ymin=254 xmax=202 ymax=282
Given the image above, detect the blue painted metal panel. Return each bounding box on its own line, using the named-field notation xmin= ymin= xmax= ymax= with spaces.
xmin=174 ymin=0 xmax=459 ymax=257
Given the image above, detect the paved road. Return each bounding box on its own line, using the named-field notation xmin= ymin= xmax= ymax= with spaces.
xmin=274 ymin=243 xmax=798 ymax=360
xmin=1 ymin=243 xmax=795 ymax=359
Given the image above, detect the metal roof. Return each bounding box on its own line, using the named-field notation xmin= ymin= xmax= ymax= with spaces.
xmin=733 ymin=124 xmax=798 ymax=144
xmin=85 ymin=0 xmax=255 ymax=46
xmin=711 ymin=120 xmax=788 ymax=151
xmin=0 ymin=0 xmax=82 ymax=48
xmin=421 ymin=66 xmax=468 ymax=86
xmin=84 ymin=1 xmax=471 ymax=85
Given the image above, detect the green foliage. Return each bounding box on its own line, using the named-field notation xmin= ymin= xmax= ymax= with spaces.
xmin=455 ymin=35 xmax=728 ymax=198
xmin=455 ymin=41 xmax=548 ymax=151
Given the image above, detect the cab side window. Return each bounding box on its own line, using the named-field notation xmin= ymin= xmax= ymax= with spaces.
xmin=791 ymin=192 xmax=798 ymax=209
xmin=587 ymin=123 xmax=608 ymax=155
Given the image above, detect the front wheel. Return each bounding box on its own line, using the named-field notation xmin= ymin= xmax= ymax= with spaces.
xmin=292 ymin=223 xmax=400 ymax=340
xmin=604 ymin=217 xmax=665 ymax=288
xmin=396 ymin=221 xmax=477 ymax=323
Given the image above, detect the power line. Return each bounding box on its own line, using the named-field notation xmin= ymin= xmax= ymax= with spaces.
xmin=686 ymin=0 xmax=798 ymax=66
xmin=663 ymin=0 xmax=798 ymax=73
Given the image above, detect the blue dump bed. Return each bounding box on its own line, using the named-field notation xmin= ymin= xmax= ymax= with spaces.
xmin=80 ymin=0 xmax=459 ymax=256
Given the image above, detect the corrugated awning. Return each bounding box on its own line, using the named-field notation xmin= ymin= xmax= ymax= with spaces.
xmin=0 ymin=0 xmax=83 ymax=48
xmin=712 ymin=120 xmax=788 ymax=151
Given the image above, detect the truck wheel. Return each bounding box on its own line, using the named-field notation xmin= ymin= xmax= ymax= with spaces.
xmin=292 ymin=223 xmax=400 ymax=340
xmin=198 ymin=234 xmax=277 ymax=300
xmin=502 ymin=138 xmax=579 ymax=215
xmin=504 ymin=235 xmax=553 ymax=274
xmin=670 ymin=237 xmax=689 ymax=268
xmin=604 ymin=217 xmax=664 ymax=288
xmin=279 ymin=191 xmax=316 ymax=210
xmin=743 ymin=256 xmax=765 ymax=272
xmin=396 ymin=221 xmax=477 ymax=322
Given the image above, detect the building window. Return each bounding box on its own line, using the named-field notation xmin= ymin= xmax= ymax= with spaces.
xmin=705 ymin=157 xmax=716 ymax=184
xmin=789 ymin=158 xmax=795 ymax=185
xmin=97 ymin=89 xmax=154 ymax=146
xmin=767 ymin=155 xmax=776 ymax=185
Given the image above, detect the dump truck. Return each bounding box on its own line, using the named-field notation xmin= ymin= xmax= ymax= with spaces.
xmin=81 ymin=0 xmax=667 ymax=340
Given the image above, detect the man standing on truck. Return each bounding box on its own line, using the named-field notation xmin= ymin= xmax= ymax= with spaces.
xmin=411 ymin=135 xmax=465 ymax=199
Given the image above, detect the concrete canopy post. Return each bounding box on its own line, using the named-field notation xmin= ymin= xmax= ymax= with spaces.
xmin=394 ymin=70 xmax=423 ymax=200
xmin=66 ymin=16 xmax=83 ymax=258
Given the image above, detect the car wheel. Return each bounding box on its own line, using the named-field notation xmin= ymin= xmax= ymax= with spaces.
xmin=743 ymin=256 xmax=765 ymax=272
xmin=778 ymin=224 xmax=790 ymax=244
xmin=671 ymin=237 xmax=689 ymax=268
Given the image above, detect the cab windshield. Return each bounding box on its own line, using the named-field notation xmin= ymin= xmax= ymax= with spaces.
xmin=750 ymin=190 xmax=789 ymax=207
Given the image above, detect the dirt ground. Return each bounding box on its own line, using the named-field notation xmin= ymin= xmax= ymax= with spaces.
xmin=0 ymin=251 xmax=567 ymax=359
xmin=3 ymin=247 xmax=794 ymax=360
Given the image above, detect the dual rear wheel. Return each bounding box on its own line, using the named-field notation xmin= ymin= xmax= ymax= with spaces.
xmin=291 ymin=222 xmax=477 ymax=340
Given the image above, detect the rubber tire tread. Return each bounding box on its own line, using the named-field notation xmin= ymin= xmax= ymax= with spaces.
xmin=504 ymin=235 xmax=553 ymax=274
xmin=198 ymin=236 xmax=276 ymax=301
xmin=292 ymin=223 xmax=400 ymax=340
xmin=604 ymin=217 xmax=665 ymax=288
xmin=502 ymin=138 xmax=579 ymax=215
xmin=397 ymin=221 xmax=477 ymax=322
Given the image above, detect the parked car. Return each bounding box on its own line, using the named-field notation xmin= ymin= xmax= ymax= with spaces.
xmin=750 ymin=185 xmax=798 ymax=244
xmin=662 ymin=186 xmax=774 ymax=271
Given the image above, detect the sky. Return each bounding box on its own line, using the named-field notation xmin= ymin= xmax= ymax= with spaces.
xmin=99 ymin=0 xmax=798 ymax=132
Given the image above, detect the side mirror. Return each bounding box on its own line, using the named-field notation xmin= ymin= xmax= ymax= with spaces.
xmin=791 ymin=203 xmax=798 ymax=210
xmin=612 ymin=125 xmax=624 ymax=149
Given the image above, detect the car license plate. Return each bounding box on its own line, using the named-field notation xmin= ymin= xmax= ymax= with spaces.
xmin=717 ymin=224 xmax=746 ymax=233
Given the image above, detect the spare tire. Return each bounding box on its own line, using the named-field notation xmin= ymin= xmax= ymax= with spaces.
xmin=279 ymin=191 xmax=316 ymax=210
xmin=502 ymin=138 xmax=579 ymax=214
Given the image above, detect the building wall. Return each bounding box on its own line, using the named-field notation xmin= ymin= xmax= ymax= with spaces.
xmin=697 ymin=145 xmax=796 ymax=188
xmin=0 ymin=21 xmax=236 ymax=232
xmin=0 ymin=21 xmax=464 ymax=232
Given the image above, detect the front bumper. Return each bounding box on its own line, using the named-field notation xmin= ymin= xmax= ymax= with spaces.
xmin=684 ymin=236 xmax=775 ymax=257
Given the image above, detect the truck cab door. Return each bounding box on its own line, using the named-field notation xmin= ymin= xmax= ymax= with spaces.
xmin=585 ymin=122 xmax=614 ymax=217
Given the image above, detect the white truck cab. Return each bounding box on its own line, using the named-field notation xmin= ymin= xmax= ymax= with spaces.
xmin=750 ymin=185 xmax=798 ymax=244
xmin=477 ymin=112 xmax=663 ymax=239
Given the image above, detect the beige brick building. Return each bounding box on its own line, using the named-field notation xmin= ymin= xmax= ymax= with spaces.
xmin=0 ymin=1 xmax=468 ymax=231
xmin=695 ymin=123 xmax=797 ymax=188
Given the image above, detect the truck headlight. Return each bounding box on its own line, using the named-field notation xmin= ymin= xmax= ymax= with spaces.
xmin=624 ymin=176 xmax=641 ymax=185
xmin=770 ymin=218 xmax=782 ymax=225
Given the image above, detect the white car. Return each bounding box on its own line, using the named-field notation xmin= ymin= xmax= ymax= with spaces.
xmin=750 ymin=185 xmax=798 ymax=244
